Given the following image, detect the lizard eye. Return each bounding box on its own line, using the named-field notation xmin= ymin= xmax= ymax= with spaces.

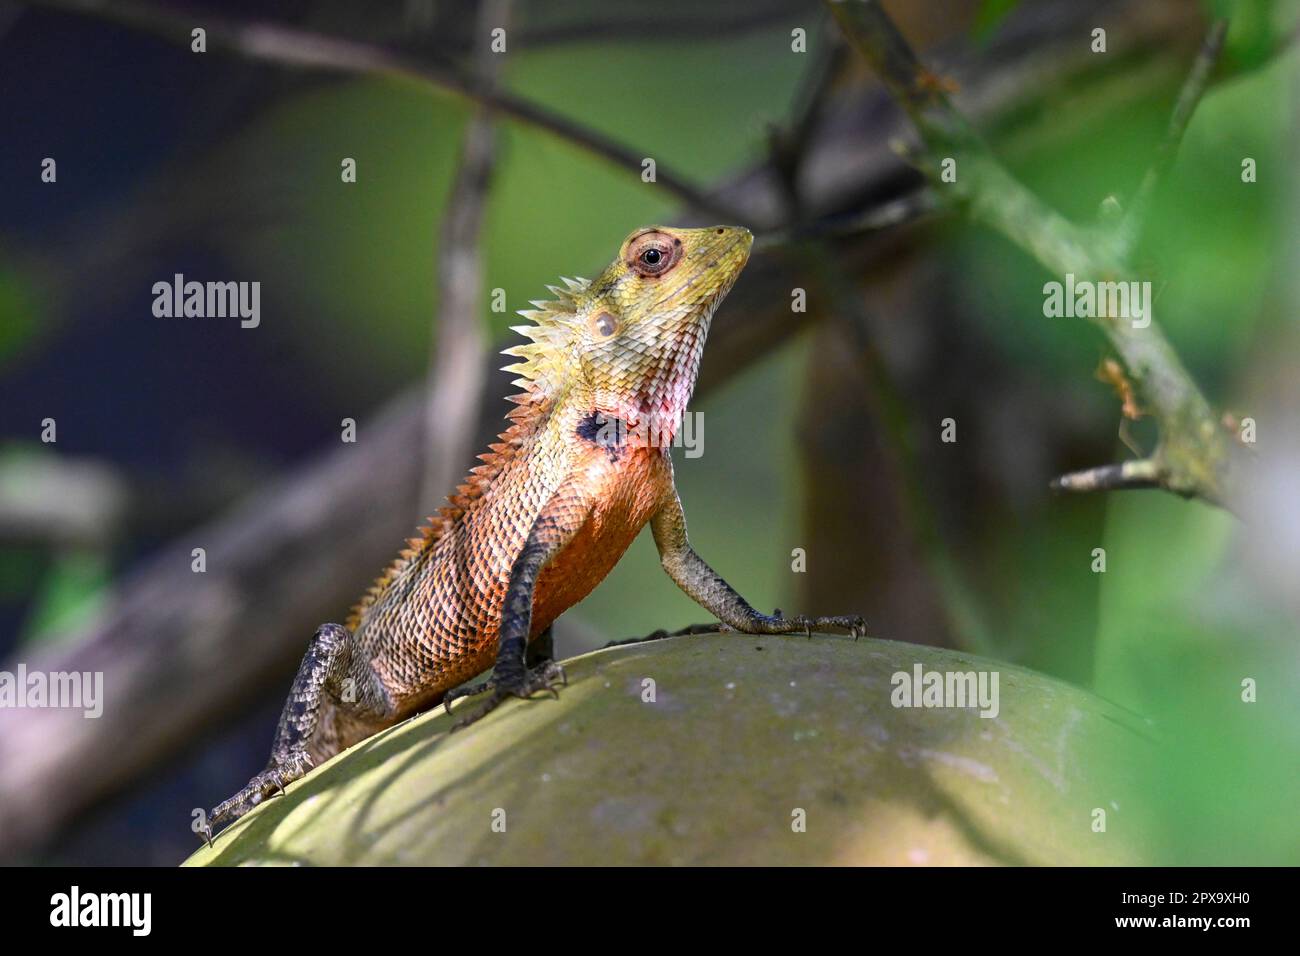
xmin=589 ymin=311 xmax=618 ymax=338
xmin=626 ymin=231 xmax=681 ymax=277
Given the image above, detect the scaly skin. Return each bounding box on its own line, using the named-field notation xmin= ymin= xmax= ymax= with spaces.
xmin=200 ymin=225 xmax=865 ymax=843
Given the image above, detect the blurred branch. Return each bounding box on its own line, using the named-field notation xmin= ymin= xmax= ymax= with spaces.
xmin=755 ymin=191 xmax=940 ymax=250
xmin=515 ymin=2 xmax=802 ymax=48
xmin=767 ymin=14 xmax=845 ymax=223
xmin=827 ymin=0 xmax=1245 ymax=510
xmin=763 ymin=60 xmax=988 ymax=653
xmin=386 ymin=0 xmax=804 ymax=48
xmin=1050 ymin=459 xmax=1162 ymax=495
xmin=1113 ymin=19 xmax=1229 ymax=260
xmin=420 ymin=0 xmax=504 ymax=511
xmin=24 ymin=0 xmax=752 ymax=224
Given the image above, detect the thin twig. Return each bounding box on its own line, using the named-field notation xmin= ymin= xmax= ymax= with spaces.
xmin=24 ymin=0 xmax=752 ymax=225
xmin=1050 ymin=459 xmax=1161 ymax=494
xmin=768 ymin=16 xmax=846 ymax=222
xmin=515 ymin=2 xmax=798 ymax=48
xmin=1114 ymin=18 xmax=1229 ymax=258
xmin=755 ymin=190 xmax=939 ymax=251
xmin=419 ymin=0 xmax=503 ymax=511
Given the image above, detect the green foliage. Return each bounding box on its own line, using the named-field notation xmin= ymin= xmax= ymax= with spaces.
xmin=0 ymin=447 xmax=112 ymax=647
xmin=971 ymin=0 xmax=1023 ymax=42
xmin=1207 ymin=0 xmax=1300 ymax=70
xmin=17 ymin=549 xmax=110 ymax=647
xmin=1095 ymin=493 xmax=1299 ymax=864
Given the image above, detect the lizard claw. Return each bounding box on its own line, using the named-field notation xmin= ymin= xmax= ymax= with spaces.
xmin=264 ymin=769 xmax=287 ymax=797
xmin=198 ymin=751 xmax=314 ymax=845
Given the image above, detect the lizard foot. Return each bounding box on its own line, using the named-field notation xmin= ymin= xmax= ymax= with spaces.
xmin=761 ymin=610 xmax=869 ymax=640
xmin=444 ymin=660 xmax=568 ymax=732
xmin=198 ymin=751 xmax=314 ymax=846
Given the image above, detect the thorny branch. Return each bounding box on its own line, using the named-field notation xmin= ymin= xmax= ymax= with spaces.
xmin=827 ymin=0 xmax=1245 ymax=509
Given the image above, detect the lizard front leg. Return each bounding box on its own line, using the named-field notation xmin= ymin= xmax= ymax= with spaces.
xmin=444 ymin=490 xmax=587 ymax=729
xmin=441 ymin=624 xmax=555 ymax=710
xmin=651 ymin=489 xmax=866 ymax=638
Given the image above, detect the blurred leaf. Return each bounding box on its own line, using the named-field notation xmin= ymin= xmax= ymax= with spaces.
xmin=1206 ymin=0 xmax=1300 ymax=71
xmin=18 ymin=549 xmax=110 ymax=648
xmin=1142 ymin=46 xmax=1296 ymax=382
xmin=1094 ymin=492 xmax=1299 ymax=863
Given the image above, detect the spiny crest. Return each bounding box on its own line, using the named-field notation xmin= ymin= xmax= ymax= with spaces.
xmin=347 ymin=277 xmax=587 ymax=630
xmin=499 ymin=275 xmax=589 ymax=396
xmin=345 ymin=394 xmax=548 ymax=630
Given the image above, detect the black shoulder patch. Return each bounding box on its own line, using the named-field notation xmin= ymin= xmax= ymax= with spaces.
xmin=576 ymin=411 xmax=626 ymax=462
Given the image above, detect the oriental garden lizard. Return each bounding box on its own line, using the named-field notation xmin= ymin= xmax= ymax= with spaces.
xmin=200 ymin=225 xmax=865 ymax=843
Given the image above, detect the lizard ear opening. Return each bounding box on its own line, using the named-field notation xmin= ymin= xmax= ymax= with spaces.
xmin=589 ymin=311 xmax=619 ymax=338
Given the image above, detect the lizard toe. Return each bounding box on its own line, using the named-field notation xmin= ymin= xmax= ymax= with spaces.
xmin=443 ymin=678 xmax=496 ymax=714
xmin=198 ymin=754 xmax=315 ymax=844
xmin=449 ymin=661 xmax=568 ymax=731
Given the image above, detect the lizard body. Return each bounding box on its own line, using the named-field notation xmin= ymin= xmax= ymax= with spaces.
xmin=202 ymin=225 xmax=863 ymax=841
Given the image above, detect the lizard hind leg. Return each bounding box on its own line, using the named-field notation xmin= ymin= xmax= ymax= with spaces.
xmin=200 ymin=622 xmax=357 ymax=845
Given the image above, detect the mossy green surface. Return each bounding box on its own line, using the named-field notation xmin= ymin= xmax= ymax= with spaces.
xmin=186 ymin=635 xmax=1158 ymax=866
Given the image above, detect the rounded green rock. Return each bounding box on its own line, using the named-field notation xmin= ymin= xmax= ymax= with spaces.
xmin=185 ymin=634 xmax=1158 ymax=866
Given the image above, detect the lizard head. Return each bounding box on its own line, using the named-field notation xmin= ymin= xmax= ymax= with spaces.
xmin=504 ymin=225 xmax=753 ymax=437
